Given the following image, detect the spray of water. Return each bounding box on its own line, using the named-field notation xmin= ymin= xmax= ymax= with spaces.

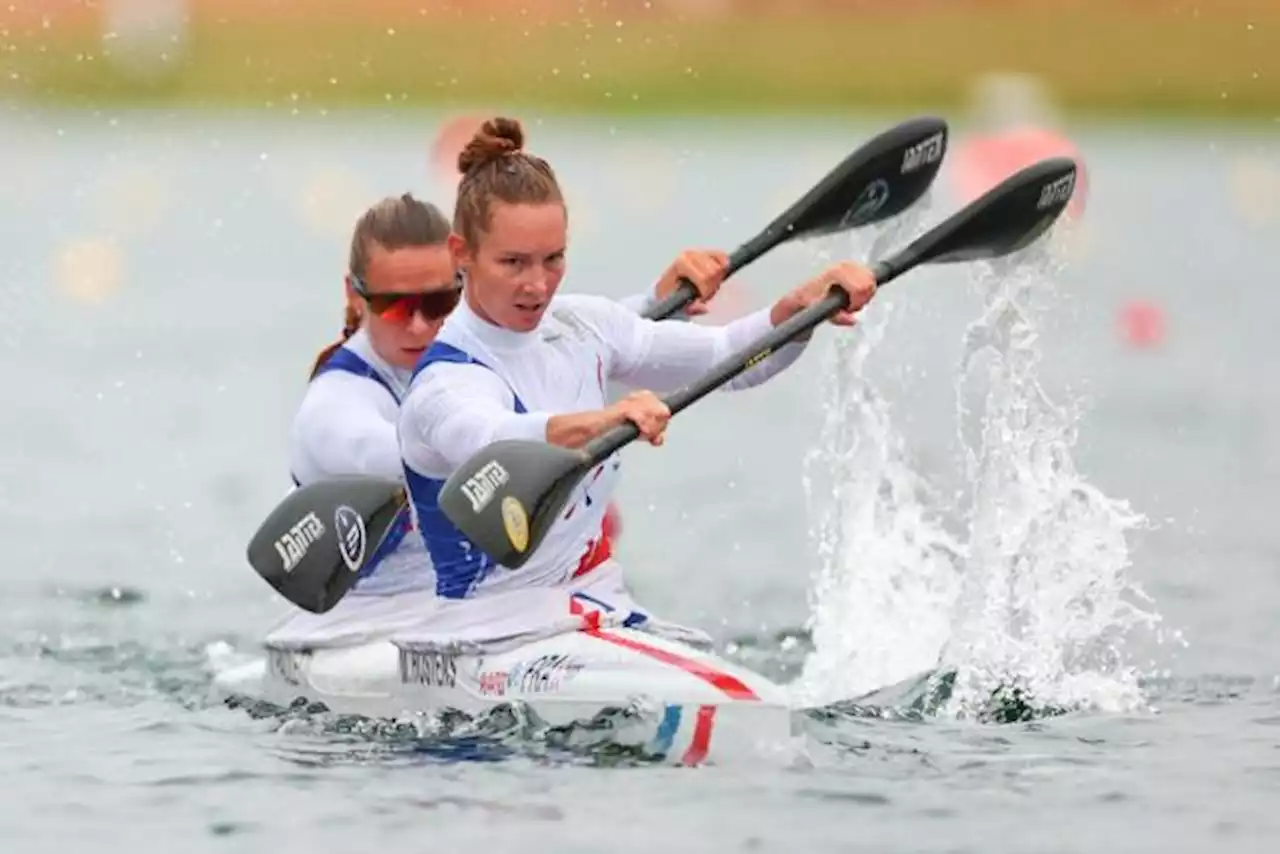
xmin=792 ymin=195 xmax=965 ymax=708
xmin=796 ymin=220 xmax=1162 ymax=718
xmin=793 ymin=307 xmax=964 ymax=709
xmin=942 ymin=252 xmax=1160 ymax=716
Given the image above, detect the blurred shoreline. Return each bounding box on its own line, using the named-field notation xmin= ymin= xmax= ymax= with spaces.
xmin=2 ymin=0 xmax=1277 ymax=119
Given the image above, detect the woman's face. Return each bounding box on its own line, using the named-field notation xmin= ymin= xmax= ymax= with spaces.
xmin=346 ymin=242 xmax=458 ymax=370
xmin=450 ymin=201 xmax=567 ymax=333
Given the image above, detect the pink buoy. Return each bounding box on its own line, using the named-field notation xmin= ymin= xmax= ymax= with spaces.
xmin=1118 ymin=299 xmax=1166 ymax=349
xmin=429 ymin=114 xmax=487 ymax=187
xmin=953 ymin=125 xmax=1089 ymax=220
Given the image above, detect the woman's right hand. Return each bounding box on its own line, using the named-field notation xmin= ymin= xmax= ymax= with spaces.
xmin=609 ymin=390 xmax=671 ymax=446
xmin=769 ymin=261 xmax=877 ymax=328
xmin=654 ymin=248 xmax=729 ymax=315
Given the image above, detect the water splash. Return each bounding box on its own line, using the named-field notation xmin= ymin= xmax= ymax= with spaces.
xmin=796 ymin=223 xmax=1162 ymax=719
xmin=941 ymin=254 xmax=1160 ymax=716
xmin=793 ymin=307 xmax=963 ymax=709
xmin=792 ymin=196 xmax=964 ymax=708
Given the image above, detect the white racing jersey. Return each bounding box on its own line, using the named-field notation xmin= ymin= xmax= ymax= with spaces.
xmin=398 ymin=291 xmax=810 ymax=607
xmin=289 ymin=328 xmax=428 ymax=598
xmin=267 ymin=290 xmax=664 ymax=647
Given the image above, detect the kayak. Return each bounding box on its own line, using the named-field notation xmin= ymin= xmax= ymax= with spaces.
xmin=211 ymin=623 xmax=794 ymax=765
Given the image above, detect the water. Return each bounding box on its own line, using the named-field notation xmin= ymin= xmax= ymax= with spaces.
xmin=2 ymin=105 xmax=1280 ymax=851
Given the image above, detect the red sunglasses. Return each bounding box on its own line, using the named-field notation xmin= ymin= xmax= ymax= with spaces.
xmin=350 ymin=274 xmax=462 ymax=323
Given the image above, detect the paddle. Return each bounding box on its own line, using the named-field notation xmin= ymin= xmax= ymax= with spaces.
xmin=245 ymin=475 xmax=407 ymax=613
xmin=438 ymin=156 xmax=1080 ymax=569
xmin=642 ymin=115 xmax=949 ymax=321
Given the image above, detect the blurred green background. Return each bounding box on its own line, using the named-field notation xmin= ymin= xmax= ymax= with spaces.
xmin=3 ymin=0 xmax=1276 ymax=117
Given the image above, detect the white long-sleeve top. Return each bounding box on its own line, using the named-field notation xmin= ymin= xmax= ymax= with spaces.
xmin=398 ymin=292 xmax=810 ymax=600
xmin=286 ymin=289 xmax=663 ymax=596
xmin=290 ymin=291 xmax=659 ymax=485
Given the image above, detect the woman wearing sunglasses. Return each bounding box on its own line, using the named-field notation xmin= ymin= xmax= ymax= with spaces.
xmin=268 ymin=192 xmax=726 ymax=647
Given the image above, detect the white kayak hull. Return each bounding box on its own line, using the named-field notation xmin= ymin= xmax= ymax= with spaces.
xmin=212 ymin=626 xmax=795 ymax=765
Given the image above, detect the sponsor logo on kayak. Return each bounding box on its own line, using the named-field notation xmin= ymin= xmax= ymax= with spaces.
xmin=477 ymin=669 xmax=508 ymax=697
xmin=273 ymin=511 xmax=326 ymax=573
xmin=460 ymin=460 xmax=510 ymax=513
xmin=845 ymin=178 xmax=890 ymax=226
xmin=900 ymin=131 xmax=945 ymax=174
xmin=267 ymin=648 xmax=312 ymax=686
xmin=479 ymin=654 xmax=584 ymax=697
xmin=501 ymin=496 xmax=529 ymax=553
xmin=333 ymin=505 xmax=366 ymax=572
xmin=1036 ymin=172 xmax=1076 ymax=211
xmin=399 ymin=649 xmax=457 ymax=688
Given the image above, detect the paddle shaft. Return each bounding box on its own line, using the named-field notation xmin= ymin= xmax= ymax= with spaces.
xmin=586 ymin=258 xmax=900 ymax=461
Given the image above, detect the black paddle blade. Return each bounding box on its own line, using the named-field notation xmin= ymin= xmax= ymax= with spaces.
xmin=875 ymin=157 xmax=1079 ymax=282
xmin=437 ymin=440 xmax=590 ymax=569
xmin=246 ymin=475 xmax=407 ymax=614
xmin=731 ymin=116 xmax=949 ymax=268
xmin=642 ymin=116 xmax=949 ymax=321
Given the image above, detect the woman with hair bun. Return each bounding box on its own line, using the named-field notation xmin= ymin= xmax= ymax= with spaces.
xmin=394 ymin=117 xmax=877 ymax=647
xmin=267 ymin=171 xmax=729 ymax=647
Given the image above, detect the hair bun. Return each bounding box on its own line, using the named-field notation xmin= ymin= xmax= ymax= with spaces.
xmin=457 ymin=117 xmax=525 ymax=175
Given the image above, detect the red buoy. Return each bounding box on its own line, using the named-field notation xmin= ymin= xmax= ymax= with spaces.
xmin=953 ymin=125 xmax=1089 ymax=220
xmin=428 ymin=114 xmax=487 ymax=187
xmin=1118 ymin=299 xmax=1166 ymax=349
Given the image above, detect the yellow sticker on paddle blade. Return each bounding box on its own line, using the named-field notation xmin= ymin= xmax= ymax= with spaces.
xmin=501 ymin=496 xmax=529 ymax=553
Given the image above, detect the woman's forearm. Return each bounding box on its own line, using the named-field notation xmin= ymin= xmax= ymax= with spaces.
xmin=545 ymin=406 xmax=625 ymax=449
